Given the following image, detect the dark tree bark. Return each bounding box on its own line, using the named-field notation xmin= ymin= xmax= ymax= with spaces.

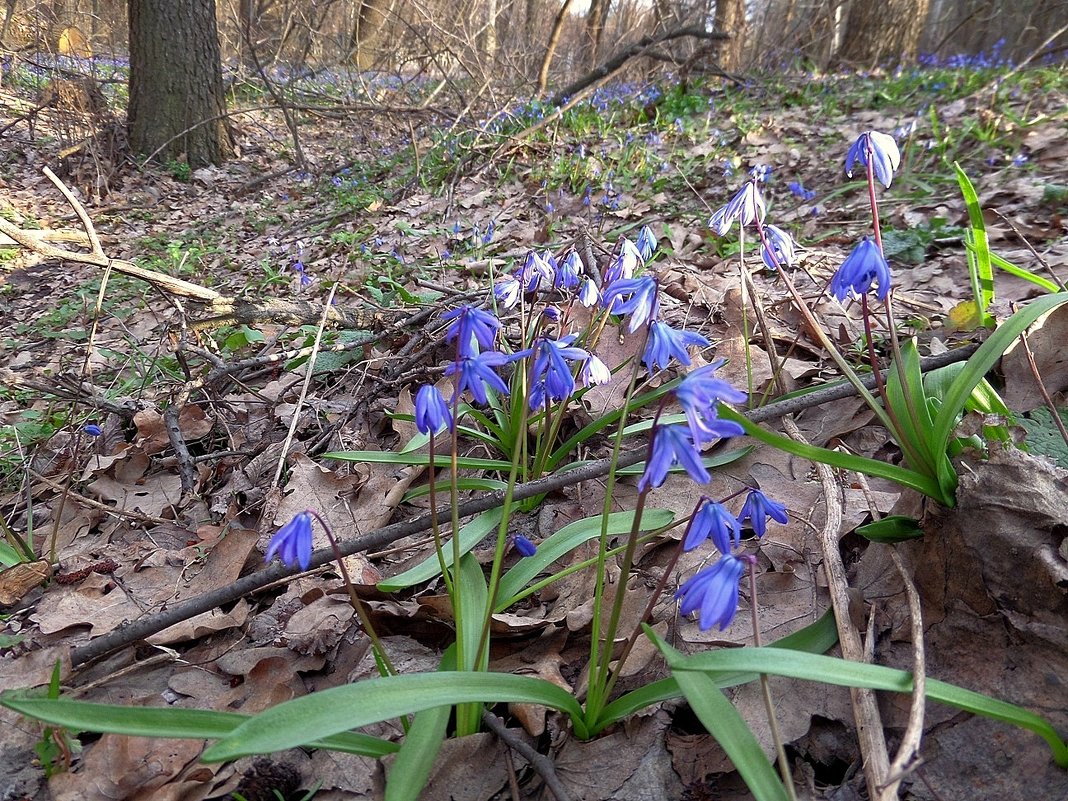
xmin=128 ymin=0 xmax=233 ymax=167
xmin=838 ymin=0 xmax=930 ymax=67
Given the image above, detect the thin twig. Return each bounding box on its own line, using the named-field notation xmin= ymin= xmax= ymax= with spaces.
xmin=481 ymin=711 xmax=573 ymax=801
xmin=1017 ymin=327 xmax=1068 ymax=448
xmin=782 ymin=417 xmax=892 ymax=799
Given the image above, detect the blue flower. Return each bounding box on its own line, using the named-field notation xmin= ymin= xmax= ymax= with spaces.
xmin=844 ymin=131 xmax=901 ymax=188
xmin=265 ymin=511 xmax=315 ymax=571
xmin=578 ymin=278 xmax=600 ymax=308
xmin=830 ymin=238 xmax=892 ymax=301
xmin=513 ymin=534 xmax=537 ymax=557
xmin=442 ymin=305 xmax=501 ymax=356
xmin=84 ymin=423 xmax=103 ymax=437
xmin=529 ymin=335 xmax=589 ymax=410
xmin=676 ymin=554 xmax=747 ymax=631
xmin=556 ymin=251 xmax=583 ymax=290
xmin=636 ymin=225 xmax=658 ymax=261
xmin=738 ymin=489 xmax=789 ymax=538
xmin=494 ymin=276 xmax=521 ymax=309
xmin=639 ymin=424 xmax=710 ymax=492
xmin=760 ymin=224 xmax=797 ymax=270
xmin=675 ymin=362 xmax=747 ymax=443
xmin=643 ymin=322 xmax=710 ymax=374
xmin=684 ymin=500 xmax=740 ymax=552
xmin=445 ymin=351 xmax=511 ymax=405
xmin=414 ymin=384 xmax=453 ymax=435
xmin=708 ymin=181 xmax=766 ymax=235
xmin=602 ymin=276 xmax=659 ymax=333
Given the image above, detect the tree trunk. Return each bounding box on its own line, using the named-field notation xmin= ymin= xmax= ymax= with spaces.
xmin=351 ymin=0 xmax=391 ymax=70
xmin=713 ymin=0 xmax=746 ymax=71
xmin=584 ymin=0 xmax=612 ymax=67
xmin=838 ymin=0 xmax=931 ymax=67
xmin=128 ymin=0 xmax=233 ymax=167
xmin=537 ymin=0 xmax=575 ymax=92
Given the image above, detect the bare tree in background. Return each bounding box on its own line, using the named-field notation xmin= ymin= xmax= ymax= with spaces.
xmin=838 ymin=0 xmax=930 ymax=66
xmin=128 ymin=0 xmax=234 ymax=166
xmin=537 ymin=0 xmax=575 ymax=92
xmin=714 ymin=0 xmax=747 ymax=71
xmin=584 ymin=0 xmax=611 ymax=66
xmin=352 ymin=0 xmax=392 ymax=69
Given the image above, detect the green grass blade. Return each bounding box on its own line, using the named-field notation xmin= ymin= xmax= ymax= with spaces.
xmin=931 ymin=293 xmax=1068 ymax=459
xmin=384 ymin=706 xmax=449 ymax=801
xmin=0 ymin=695 xmax=398 ymax=757
xmin=954 ymin=162 xmax=995 ymax=321
xmin=670 ymin=670 xmax=791 ymax=801
xmin=323 ymin=450 xmax=514 ymax=472
xmin=201 ymin=673 xmax=588 ymax=761
xmin=377 ymin=508 xmax=502 ymax=592
xmin=664 ymin=647 xmax=1068 ymax=767
xmin=494 ymin=509 xmax=675 ymax=611
xmin=719 ymin=408 xmax=943 ymax=500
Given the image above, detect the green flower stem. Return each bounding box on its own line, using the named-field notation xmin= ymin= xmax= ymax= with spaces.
xmin=748 ymin=559 xmax=797 ymax=801
xmin=308 ymin=511 xmax=396 ymax=679
xmin=426 ymin=437 xmax=454 ymax=598
xmin=475 ymin=378 xmax=531 ymax=670
xmin=586 ymin=323 xmax=651 ymax=721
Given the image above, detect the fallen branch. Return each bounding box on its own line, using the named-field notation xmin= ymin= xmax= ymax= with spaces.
xmin=549 ymin=24 xmax=730 ymax=106
xmin=0 ymin=172 xmax=385 ymax=330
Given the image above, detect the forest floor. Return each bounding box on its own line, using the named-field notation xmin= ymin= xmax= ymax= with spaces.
xmin=1 ymin=55 xmax=1068 ymax=801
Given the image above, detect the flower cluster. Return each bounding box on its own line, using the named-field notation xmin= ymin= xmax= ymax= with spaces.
xmin=706 ymin=128 xmax=903 ymax=300
xmin=676 ymin=490 xmax=788 ymax=631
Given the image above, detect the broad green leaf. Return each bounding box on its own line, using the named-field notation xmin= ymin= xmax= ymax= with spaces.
xmin=856 ymin=515 xmax=924 ymax=543
xmin=658 ymin=644 xmax=1068 ymax=768
xmin=0 ymin=695 xmax=398 ymax=757
xmin=324 ymin=450 xmax=513 ymax=472
xmin=201 ymin=672 xmax=588 ymax=761
xmin=494 ymin=509 xmax=675 ymax=611
xmin=554 ymin=446 xmax=751 ymax=478
xmin=883 ymin=337 xmax=942 ymax=478
xmin=377 ymin=508 xmax=502 ymax=592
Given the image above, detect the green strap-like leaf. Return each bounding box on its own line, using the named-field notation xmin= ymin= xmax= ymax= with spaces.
xmin=494 ymin=509 xmax=675 ymax=611
xmin=202 ymin=672 xmax=588 ymax=761
xmin=0 ymin=695 xmax=398 ymax=757
xmin=661 ymin=645 xmax=1068 ymax=768
xmin=718 ymin=407 xmax=943 ymax=500
xmin=931 ymin=293 xmax=1068 ymax=459
xmin=597 ymin=611 xmax=840 ymax=728
xmin=323 ymin=450 xmax=514 ymax=472
xmin=377 ymin=508 xmax=503 ymax=592
xmin=672 ymin=670 xmax=791 ymax=801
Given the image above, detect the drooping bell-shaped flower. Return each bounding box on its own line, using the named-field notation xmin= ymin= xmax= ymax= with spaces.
xmin=844 ymin=130 xmax=901 ymax=188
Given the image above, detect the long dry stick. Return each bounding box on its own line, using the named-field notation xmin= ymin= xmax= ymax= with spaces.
xmin=782 ymin=417 xmax=891 ymax=799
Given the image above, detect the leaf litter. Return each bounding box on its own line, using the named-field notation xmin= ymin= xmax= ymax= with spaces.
xmin=0 ymin=61 xmax=1067 ymax=801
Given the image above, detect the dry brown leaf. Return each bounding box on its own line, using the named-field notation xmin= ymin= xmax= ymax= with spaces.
xmin=133 ymin=405 xmax=213 ymax=456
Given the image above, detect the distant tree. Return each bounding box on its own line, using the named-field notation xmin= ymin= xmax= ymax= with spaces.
xmin=351 ymin=0 xmax=391 ymax=70
xmin=584 ymin=0 xmax=612 ymax=66
xmin=128 ymin=0 xmax=233 ymax=167
xmin=838 ymin=0 xmax=931 ymax=66
xmin=713 ymin=0 xmax=747 ymax=71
